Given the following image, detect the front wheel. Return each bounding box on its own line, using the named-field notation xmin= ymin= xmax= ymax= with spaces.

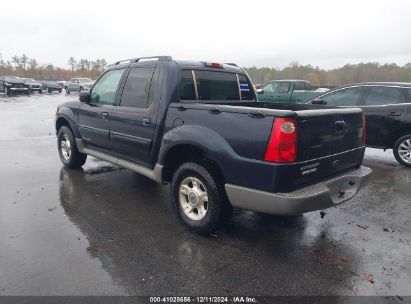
xmin=66 ymin=89 xmax=70 ymax=94
xmin=393 ymin=135 xmax=411 ymax=167
xmin=57 ymin=126 xmax=87 ymax=168
xmin=171 ymin=162 xmax=230 ymax=235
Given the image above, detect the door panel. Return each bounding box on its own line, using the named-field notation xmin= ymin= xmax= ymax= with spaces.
xmin=361 ymin=86 xmax=405 ymax=147
xmin=78 ymin=68 xmax=126 ymax=150
xmin=110 ymin=65 xmax=160 ymax=165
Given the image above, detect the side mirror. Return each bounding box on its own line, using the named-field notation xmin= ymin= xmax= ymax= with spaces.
xmin=79 ymin=91 xmax=91 ymax=103
xmin=256 ymin=89 xmax=264 ymax=94
xmin=311 ymin=99 xmax=326 ymax=105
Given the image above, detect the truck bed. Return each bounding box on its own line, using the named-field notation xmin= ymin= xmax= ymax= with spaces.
xmin=166 ymin=101 xmax=365 ymax=193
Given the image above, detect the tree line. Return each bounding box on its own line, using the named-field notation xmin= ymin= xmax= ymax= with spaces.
xmin=245 ymin=62 xmax=411 ymax=86
xmin=1 ymin=53 xmax=411 ymax=85
xmin=0 ymin=53 xmax=107 ymax=80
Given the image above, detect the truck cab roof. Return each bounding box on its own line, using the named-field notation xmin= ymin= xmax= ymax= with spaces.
xmin=107 ymin=56 xmax=245 ymax=74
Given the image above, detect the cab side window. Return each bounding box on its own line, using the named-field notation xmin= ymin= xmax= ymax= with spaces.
xmin=322 ymin=87 xmax=363 ymax=106
xmin=263 ymin=83 xmax=275 ymax=93
xmin=364 ymin=87 xmax=403 ymax=106
xmin=278 ymin=82 xmax=290 ymax=93
xmin=90 ymin=69 xmax=125 ymax=106
xmin=119 ymin=67 xmax=156 ymax=109
xmin=294 ymin=82 xmax=305 ymax=91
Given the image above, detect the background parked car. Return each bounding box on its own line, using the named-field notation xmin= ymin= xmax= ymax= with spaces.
xmin=42 ymin=80 xmax=62 ymax=93
xmin=257 ymin=80 xmax=324 ymax=103
xmin=307 ymin=82 xmax=411 ymax=167
xmin=66 ymin=77 xmax=93 ymax=94
xmin=21 ymin=78 xmax=43 ymax=93
xmin=0 ymin=76 xmax=30 ymax=95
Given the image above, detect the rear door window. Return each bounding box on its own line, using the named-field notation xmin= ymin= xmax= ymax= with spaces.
xmin=364 ymin=86 xmax=403 ymax=105
xmin=294 ymin=82 xmax=305 ymax=91
xmin=322 ymin=87 xmax=363 ymax=106
xmin=119 ymin=67 xmax=155 ymax=109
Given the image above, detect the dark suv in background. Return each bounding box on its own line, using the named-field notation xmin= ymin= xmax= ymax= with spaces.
xmin=307 ymin=83 xmax=411 ymax=167
xmin=0 ymin=76 xmax=30 ymax=95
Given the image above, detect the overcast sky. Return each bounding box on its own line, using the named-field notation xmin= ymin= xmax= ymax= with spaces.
xmin=1 ymin=0 xmax=410 ymax=69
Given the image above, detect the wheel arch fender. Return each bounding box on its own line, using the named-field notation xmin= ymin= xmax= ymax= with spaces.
xmin=158 ymin=125 xmax=241 ymax=182
xmin=55 ymin=108 xmax=80 ymax=138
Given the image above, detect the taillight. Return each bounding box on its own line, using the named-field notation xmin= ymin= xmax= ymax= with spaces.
xmin=264 ymin=117 xmax=297 ymax=163
xmin=362 ymin=113 xmax=366 ymax=145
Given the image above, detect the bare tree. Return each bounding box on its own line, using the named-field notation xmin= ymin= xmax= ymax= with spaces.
xmin=20 ymin=54 xmax=29 ymax=71
xmin=67 ymin=57 xmax=77 ymax=77
xmin=12 ymin=55 xmax=21 ymax=70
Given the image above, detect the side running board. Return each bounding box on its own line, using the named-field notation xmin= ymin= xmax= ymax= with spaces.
xmin=75 ymin=139 xmax=163 ymax=183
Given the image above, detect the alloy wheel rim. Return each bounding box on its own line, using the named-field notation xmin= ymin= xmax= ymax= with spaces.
xmin=60 ymin=134 xmax=71 ymax=160
xmin=398 ymin=139 xmax=411 ymax=164
xmin=179 ymin=177 xmax=208 ymax=221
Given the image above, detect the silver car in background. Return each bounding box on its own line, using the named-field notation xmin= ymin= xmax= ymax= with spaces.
xmin=21 ymin=78 xmax=43 ymax=94
xmin=66 ymin=77 xmax=94 ymax=94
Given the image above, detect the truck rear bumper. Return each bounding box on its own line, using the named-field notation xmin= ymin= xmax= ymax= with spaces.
xmin=225 ymin=166 xmax=372 ymax=215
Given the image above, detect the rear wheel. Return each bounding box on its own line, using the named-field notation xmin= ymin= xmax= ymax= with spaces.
xmin=66 ymin=88 xmax=70 ymax=94
xmin=171 ymin=162 xmax=231 ymax=235
xmin=57 ymin=126 xmax=87 ymax=168
xmin=393 ymin=135 xmax=411 ymax=167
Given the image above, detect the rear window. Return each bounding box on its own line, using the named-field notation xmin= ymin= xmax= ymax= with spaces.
xmin=180 ymin=70 xmax=253 ymax=101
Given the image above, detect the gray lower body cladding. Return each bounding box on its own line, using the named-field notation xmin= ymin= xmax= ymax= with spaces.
xmin=225 ymin=166 xmax=372 ymax=215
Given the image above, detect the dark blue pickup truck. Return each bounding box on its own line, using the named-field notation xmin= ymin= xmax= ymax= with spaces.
xmin=55 ymin=56 xmax=371 ymax=234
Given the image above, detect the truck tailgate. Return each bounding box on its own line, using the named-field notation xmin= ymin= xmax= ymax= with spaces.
xmin=297 ymin=108 xmax=364 ymax=161
xmin=279 ymin=107 xmax=365 ymax=191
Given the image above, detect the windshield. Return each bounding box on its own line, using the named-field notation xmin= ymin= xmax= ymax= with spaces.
xmin=23 ymin=78 xmax=36 ymax=83
xmin=79 ymin=78 xmax=92 ymax=83
xmin=5 ymin=76 xmax=23 ymax=83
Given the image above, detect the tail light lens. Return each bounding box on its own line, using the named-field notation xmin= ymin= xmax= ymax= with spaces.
xmin=362 ymin=113 xmax=366 ymax=145
xmin=264 ymin=117 xmax=297 ymax=163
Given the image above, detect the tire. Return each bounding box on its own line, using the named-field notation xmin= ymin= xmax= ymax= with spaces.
xmin=66 ymin=89 xmax=70 ymax=94
xmin=79 ymin=86 xmax=84 ymax=92
xmin=393 ymin=135 xmax=411 ymax=167
xmin=25 ymin=90 xmax=30 ymax=95
xmin=59 ymin=89 xmax=62 ymax=93
xmin=170 ymin=162 xmax=231 ymax=235
xmin=57 ymin=126 xmax=87 ymax=168
xmin=39 ymin=90 xmax=43 ymax=94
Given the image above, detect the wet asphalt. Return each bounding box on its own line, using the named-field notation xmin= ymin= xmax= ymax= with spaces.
xmin=0 ymin=93 xmax=410 ymax=297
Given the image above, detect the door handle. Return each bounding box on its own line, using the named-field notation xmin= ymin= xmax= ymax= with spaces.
xmin=142 ymin=117 xmax=151 ymax=126
xmin=101 ymin=112 xmax=109 ymax=118
xmin=388 ymin=111 xmax=401 ymax=116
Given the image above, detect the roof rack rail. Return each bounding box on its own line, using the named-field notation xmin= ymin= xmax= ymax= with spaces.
xmin=224 ymin=63 xmax=238 ymax=67
xmin=109 ymin=56 xmax=172 ymax=66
